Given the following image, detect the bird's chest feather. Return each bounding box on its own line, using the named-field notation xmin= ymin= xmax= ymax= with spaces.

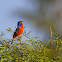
xmin=18 ymin=26 xmax=24 ymax=35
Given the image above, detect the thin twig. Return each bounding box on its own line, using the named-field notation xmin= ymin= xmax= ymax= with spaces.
xmin=50 ymin=26 xmax=53 ymax=57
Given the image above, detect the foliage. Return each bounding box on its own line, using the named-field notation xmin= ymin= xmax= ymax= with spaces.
xmin=0 ymin=27 xmax=62 ymax=62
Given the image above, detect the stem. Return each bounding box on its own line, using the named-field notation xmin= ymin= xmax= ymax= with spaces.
xmin=50 ymin=38 xmax=53 ymax=57
xmin=50 ymin=26 xmax=53 ymax=57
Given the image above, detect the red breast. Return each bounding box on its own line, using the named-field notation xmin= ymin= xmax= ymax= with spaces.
xmin=17 ymin=24 xmax=24 ymax=35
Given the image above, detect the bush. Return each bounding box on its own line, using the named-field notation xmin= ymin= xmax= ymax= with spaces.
xmin=0 ymin=28 xmax=62 ymax=62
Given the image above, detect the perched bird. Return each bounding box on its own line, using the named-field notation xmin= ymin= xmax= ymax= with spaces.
xmin=11 ymin=21 xmax=24 ymax=44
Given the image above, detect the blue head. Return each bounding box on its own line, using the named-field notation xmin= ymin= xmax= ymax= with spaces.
xmin=17 ymin=21 xmax=23 ymax=27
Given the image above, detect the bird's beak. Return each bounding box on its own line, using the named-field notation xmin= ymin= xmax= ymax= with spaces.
xmin=20 ymin=22 xmax=23 ymax=24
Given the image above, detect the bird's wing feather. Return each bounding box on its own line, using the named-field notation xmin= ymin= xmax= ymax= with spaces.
xmin=13 ymin=27 xmax=19 ymax=38
xmin=15 ymin=27 xmax=19 ymax=32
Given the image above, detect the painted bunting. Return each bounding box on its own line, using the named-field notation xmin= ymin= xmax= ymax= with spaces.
xmin=11 ymin=21 xmax=24 ymax=44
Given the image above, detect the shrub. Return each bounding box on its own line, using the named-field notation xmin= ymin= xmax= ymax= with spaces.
xmin=0 ymin=28 xmax=62 ymax=62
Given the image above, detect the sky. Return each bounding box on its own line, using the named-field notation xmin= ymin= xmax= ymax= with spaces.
xmin=0 ymin=0 xmax=44 ymax=41
xmin=1 ymin=0 xmax=62 ymax=42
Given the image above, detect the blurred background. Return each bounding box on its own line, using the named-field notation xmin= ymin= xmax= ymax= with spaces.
xmin=0 ymin=0 xmax=62 ymax=42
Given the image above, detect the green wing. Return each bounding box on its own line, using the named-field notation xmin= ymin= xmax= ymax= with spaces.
xmin=13 ymin=27 xmax=19 ymax=38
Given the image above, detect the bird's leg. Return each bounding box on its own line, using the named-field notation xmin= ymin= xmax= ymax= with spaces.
xmin=20 ymin=35 xmax=21 ymax=39
xmin=11 ymin=38 xmax=14 ymax=44
xmin=18 ymin=35 xmax=21 ymax=40
xmin=20 ymin=41 xmax=22 ymax=44
xmin=19 ymin=35 xmax=22 ymax=44
xmin=18 ymin=35 xmax=22 ymax=44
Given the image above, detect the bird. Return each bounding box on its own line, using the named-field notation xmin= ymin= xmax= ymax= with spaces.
xmin=11 ymin=21 xmax=24 ymax=44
